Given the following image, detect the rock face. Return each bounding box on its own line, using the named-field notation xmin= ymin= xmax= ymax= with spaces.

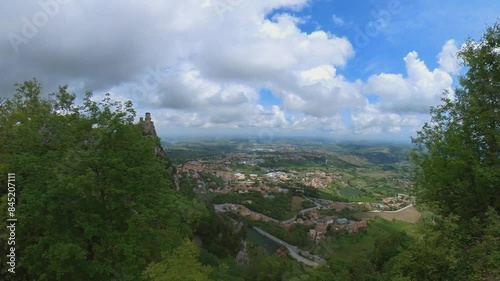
xmin=139 ymin=112 xmax=166 ymax=158
xmin=235 ymin=241 xmax=249 ymax=265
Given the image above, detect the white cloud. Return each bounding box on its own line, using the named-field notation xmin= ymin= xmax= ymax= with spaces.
xmin=350 ymin=104 xmax=427 ymax=136
xmin=351 ymin=105 xmax=400 ymax=134
xmin=298 ymin=65 xmax=337 ymax=84
xmin=0 ymin=1 xmax=461 ymax=139
xmin=289 ymin=113 xmax=347 ymax=132
xmin=352 ymin=40 xmax=462 ymax=136
xmin=277 ymin=65 xmax=365 ymax=117
xmin=365 ymin=50 xmax=454 ymax=113
xmin=438 ymin=39 xmax=460 ymax=74
xmin=332 ymin=14 xmax=344 ymax=25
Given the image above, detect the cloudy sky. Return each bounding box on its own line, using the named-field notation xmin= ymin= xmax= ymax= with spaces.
xmin=1 ymin=0 xmax=499 ymax=141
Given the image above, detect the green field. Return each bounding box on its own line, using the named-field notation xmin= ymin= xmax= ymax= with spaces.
xmin=339 ymin=186 xmax=364 ymax=197
xmin=312 ymin=218 xmax=411 ymax=262
xmin=368 ymin=185 xmax=401 ymax=197
xmin=337 ymin=187 xmax=379 ymax=202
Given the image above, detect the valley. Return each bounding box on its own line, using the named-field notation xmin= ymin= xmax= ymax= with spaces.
xmin=165 ymin=138 xmax=419 ymax=267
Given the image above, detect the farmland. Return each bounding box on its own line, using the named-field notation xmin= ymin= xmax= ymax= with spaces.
xmin=311 ymin=218 xmax=412 ymax=262
xmin=339 ymin=186 xmax=364 ymax=197
xmin=353 ymin=206 xmax=422 ymax=223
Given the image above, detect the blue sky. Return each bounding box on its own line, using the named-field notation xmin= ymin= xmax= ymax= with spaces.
xmin=268 ymin=0 xmax=499 ymax=81
xmin=1 ymin=0 xmax=499 ymax=141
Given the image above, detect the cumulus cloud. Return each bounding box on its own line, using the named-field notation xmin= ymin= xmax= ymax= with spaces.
xmin=438 ymin=39 xmax=460 ymax=74
xmin=350 ymin=105 xmax=424 ymax=135
xmin=0 ymin=1 xmax=460 ymax=139
xmin=351 ymin=40 xmax=463 ymax=136
xmin=272 ymin=64 xmax=366 ymax=117
xmin=364 ymin=50 xmax=454 ymax=114
xmin=289 ymin=113 xmax=347 ymax=132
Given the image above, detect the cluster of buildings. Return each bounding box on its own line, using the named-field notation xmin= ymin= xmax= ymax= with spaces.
xmin=308 ymin=219 xmax=368 ymax=243
xmin=215 ymin=203 xmax=279 ymax=223
xmin=177 ymin=152 xmax=350 ymax=195
xmin=216 ymin=202 xmax=368 ymax=243
xmin=180 ymin=152 xmax=412 ymax=244
xmin=301 ymin=171 xmax=341 ymax=189
xmin=309 ymin=197 xmax=413 ymax=212
xmin=380 ymin=194 xmax=413 ymax=210
xmin=292 ymin=209 xmax=368 ymax=242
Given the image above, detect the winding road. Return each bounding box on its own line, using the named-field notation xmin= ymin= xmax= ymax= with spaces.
xmin=252 ymin=227 xmax=326 ymax=267
xmin=367 ymin=203 xmax=414 ymax=213
xmin=214 ymin=199 xmax=413 ymax=266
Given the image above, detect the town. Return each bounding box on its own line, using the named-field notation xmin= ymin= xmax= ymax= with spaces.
xmin=165 ymin=139 xmax=417 ymax=263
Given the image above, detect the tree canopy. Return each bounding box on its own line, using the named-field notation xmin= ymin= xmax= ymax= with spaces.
xmin=411 ymin=23 xmax=499 ymax=225
xmin=404 ymin=22 xmax=500 ymax=280
xmin=0 ymin=80 xmax=205 ymax=280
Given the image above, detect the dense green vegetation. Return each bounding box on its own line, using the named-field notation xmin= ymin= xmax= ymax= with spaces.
xmin=0 ymin=82 xmax=238 ymax=280
xmin=301 ymin=199 xmax=316 ymax=209
xmin=312 ymin=218 xmax=411 ymax=262
xmin=243 ymin=217 xmax=313 ymax=248
xmin=398 ymin=23 xmax=500 ymax=280
xmin=212 ymin=191 xmax=296 ymax=220
xmin=200 ymin=172 xmax=226 ymax=188
xmin=338 ymin=186 xmax=365 ymax=197
xmin=286 ymin=184 xmax=348 ymax=202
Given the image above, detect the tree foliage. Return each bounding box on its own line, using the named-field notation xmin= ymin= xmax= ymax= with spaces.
xmin=411 ymin=23 xmax=500 ymax=224
xmin=142 ymin=240 xmax=212 ymax=281
xmin=403 ymin=22 xmax=500 ymax=280
xmin=0 ymin=80 xmax=205 ymax=280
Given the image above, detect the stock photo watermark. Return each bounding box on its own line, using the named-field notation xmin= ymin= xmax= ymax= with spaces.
xmin=7 ymin=0 xmax=71 ymax=54
xmin=236 ymin=128 xmax=275 ymax=153
xmin=352 ymin=0 xmax=402 ymax=49
xmin=6 ymin=173 xmax=16 ymax=274
xmin=257 ymin=128 xmax=275 ymax=144
xmin=131 ymin=65 xmax=170 ymax=98
xmin=212 ymin=0 xmax=244 ymax=21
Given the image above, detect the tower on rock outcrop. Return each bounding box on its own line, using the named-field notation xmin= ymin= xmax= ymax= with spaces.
xmin=140 ymin=112 xmax=158 ymax=138
xmin=139 ymin=112 xmax=165 ymax=158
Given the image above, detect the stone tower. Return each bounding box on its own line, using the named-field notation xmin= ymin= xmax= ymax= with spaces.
xmin=140 ymin=112 xmax=158 ymax=138
xmin=139 ymin=112 xmax=165 ymax=158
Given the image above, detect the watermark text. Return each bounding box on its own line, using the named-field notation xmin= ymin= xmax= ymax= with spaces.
xmin=6 ymin=173 xmax=16 ymax=274
xmin=7 ymin=0 xmax=71 ymax=54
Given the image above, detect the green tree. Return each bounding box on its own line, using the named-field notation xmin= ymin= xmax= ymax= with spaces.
xmin=142 ymin=240 xmax=212 ymax=281
xmin=304 ymin=264 xmax=345 ymax=281
xmin=0 ymin=80 xmax=205 ymax=280
xmin=411 ymin=23 xmax=500 ymax=225
xmin=370 ymin=231 xmax=410 ymax=272
xmin=196 ymin=212 xmax=247 ymax=258
xmin=245 ymin=255 xmax=287 ymax=281
xmin=401 ymin=22 xmax=500 ymax=280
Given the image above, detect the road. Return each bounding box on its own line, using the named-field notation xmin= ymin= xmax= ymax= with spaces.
xmin=279 ymin=205 xmax=320 ymax=224
xmin=252 ymin=227 xmax=326 ymax=267
xmin=214 ymin=198 xmax=414 ymax=267
xmin=214 ymin=203 xmax=281 ymax=223
xmin=367 ymin=204 xmax=414 ymax=213
xmin=214 ymin=203 xmax=327 ymax=266
xmin=215 ymin=202 xmax=321 ymax=225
